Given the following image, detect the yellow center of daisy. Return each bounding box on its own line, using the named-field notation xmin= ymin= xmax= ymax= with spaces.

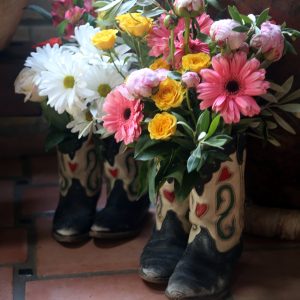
xmin=85 ymin=111 xmax=93 ymax=122
xmin=63 ymin=76 xmax=75 ymax=89
xmin=98 ymin=84 xmax=111 ymax=97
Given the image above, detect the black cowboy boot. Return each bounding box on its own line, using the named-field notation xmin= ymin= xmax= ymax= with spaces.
xmin=90 ymin=141 xmax=150 ymax=239
xmin=139 ymin=180 xmax=191 ymax=284
xmin=166 ymin=150 xmax=245 ymax=299
xmin=52 ymin=137 xmax=101 ymax=243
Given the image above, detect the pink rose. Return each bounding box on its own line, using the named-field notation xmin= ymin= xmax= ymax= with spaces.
xmin=125 ymin=68 xmax=161 ymax=98
xmin=250 ymin=21 xmax=284 ymax=61
xmin=174 ymin=0 xmax=205 ymax=13
xmin=210 ymin=19 xmax=247 ymax=50
xmin=182 ymin=72 xmax=200 ymax=88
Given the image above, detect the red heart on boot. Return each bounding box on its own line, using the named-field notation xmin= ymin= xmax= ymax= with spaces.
xmin=108 ymin=168 xmax=118 ymax=178
xmin=196 ymin=203 xmax=208 ymax=217
xmin=218 ymin=166 xmax=232 ymax=183
xmin=68 ymin=162 xmax=78 ymax=173
xmin=163 ymin=190 xmax=175 ymax=203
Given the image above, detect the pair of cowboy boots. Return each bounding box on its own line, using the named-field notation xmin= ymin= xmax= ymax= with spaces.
xmin=52 ymin=137 xmax=149 ymax=243
xmin=140 ymin=146 xmax=245 ymax=299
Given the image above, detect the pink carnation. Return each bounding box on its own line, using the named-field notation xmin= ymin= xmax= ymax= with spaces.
xmin=197 ymin=52 xmax=270 ymax=124
xmin=182 ymin=72 xmax=200 ymax=88
xmin=210 ymin=19 xmax=247 ymax=50
xmin=147 ymin=13 xmax=212 ymax=60
xmin=250 ymin=21 xmax=284 ymax=62
xmin=103 ymin=86 xmax=144 ymax=145
xmin=174 ymin=30 xmax=209 ymax=68
xmin=125 ymin=68 xmax=161 ymax=98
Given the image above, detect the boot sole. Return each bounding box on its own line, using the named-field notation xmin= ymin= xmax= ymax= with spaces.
xmin=52 ymin=231 xmax=90 ymax=243
xmin=165 ymin=289 xmax=229 ymax=300
xmin=139 ymin=268 xmax=169 ymax=284
xmin=89 ymin=228 xmax=141 ymax=240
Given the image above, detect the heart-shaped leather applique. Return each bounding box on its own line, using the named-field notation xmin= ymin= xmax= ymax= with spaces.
xmin=196 ymin=203 xmax=208 ymax=218
xmin=68 ymin=162 xmax=78 ymax=173
xmin=218 ymin=166 xmax=232 ymax=183
xmin=108 ymin=168 xmax=118 ymax=178
xmin=163 ymin=190 xmax=175 ymax=203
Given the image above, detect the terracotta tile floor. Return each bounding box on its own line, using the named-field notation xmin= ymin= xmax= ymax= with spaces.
xmin=1 ymin=153 xmax=300 ymax=300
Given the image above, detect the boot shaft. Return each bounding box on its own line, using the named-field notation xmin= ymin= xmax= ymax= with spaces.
xmin=189 ymin=151 xmax=246 ymax=252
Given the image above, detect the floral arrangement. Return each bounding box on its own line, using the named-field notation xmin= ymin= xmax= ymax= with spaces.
xmin=15 ymin=0 xmax=300 ymax=201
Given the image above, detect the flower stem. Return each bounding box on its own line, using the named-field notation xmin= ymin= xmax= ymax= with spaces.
xmin=186 ymin=91 xmax=196 ymax=126
xmin=184 ymin=17 xmax=191 ymax=55
xmin=169 ymin=28 xmax=175 ymax=67
xmin=108 ymin=51 xmax=126 ymax=79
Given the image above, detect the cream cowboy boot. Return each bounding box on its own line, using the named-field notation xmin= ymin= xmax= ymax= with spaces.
xmin=166 ymin=149 xmax=245 ymax=299
xmin=52 ymin=137 xmax=102 ymax=243
xmin=90 ymin=141 xmax=150 ymax=239
xmin=139 ymin=180 xmax=191 ymax=283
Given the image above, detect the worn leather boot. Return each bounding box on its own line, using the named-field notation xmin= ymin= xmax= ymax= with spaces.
xmin=166 ymin=150 xmax=245 ymax=299
xmin=52 ymin=137 xmax=101 ymax=243
xmin=139 ymin=180 xmax=191 ymax=284
xmin=90 ymin=142 xmax=150 ymax=239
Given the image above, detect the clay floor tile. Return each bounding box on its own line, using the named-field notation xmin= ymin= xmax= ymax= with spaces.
xmin=35 ymin=215 xmax=154 ymax=276
xmin=0 ymin=181 xmax=14 ymax=227
xmin=26 ymin=273 xmax=166 ymax=300
xmin=232 ymin=248 xmax=300 ymax=300
xmin=0 ymin=228 xmax=28 ymax=265
xmin=0 ymin=268 xmax=13 ymax=300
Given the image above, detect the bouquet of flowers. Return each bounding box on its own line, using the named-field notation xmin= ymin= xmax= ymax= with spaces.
xmin=93 ymin=0 xmax=300 ymax=203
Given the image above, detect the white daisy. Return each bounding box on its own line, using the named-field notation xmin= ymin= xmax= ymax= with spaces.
xmin=25 ymin=44 xmax=63 ymax=85
xmin=79 ymin=62 xmax=125 ymax=108
xmin=38 ymin=51 xmax=93 ymax=114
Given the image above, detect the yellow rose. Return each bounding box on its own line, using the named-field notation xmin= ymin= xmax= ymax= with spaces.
xmin=152 ymin=78 xmax=185 ymax=110
xmin=116 ymin=13 xmax=152 ymax=37
xmin=150 ymin=58 xmax=170 ymax=70
xmin=92 ymin=29 xmax=118 ymax=51
xmin=182 ymin=53 xmax=211 ymax=73
xmin=148 ymin=112 xmax=177 ymax=140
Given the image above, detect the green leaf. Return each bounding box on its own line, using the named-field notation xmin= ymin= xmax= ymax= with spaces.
xmin=228 ymin=6 xmax=243 ymax=24
xmin=57 ymin=20 xmax=68 ymax=36
xmin=240 ymin=14 xmax=254 ymax=25
xmin=118 ymin=0 xmax=138 ymax=15
xmin=196 ymin=110 xmax=210 ymax=136
xmin=177 ymin=121 xmax=194 ymax=138
xmin=232 ymin=25 xmax=249 ymax=32
xmin=136 ymin=161 xmax=150 ymax=197
xmin=279 ymin=103 xmax=300 ymax=113
xmin=134 ymin=143 xmax=171 ymax=161
xmin=187 ymin=145 xmax=201 ymax=173
xmin=271 ymin=111 xmax=296 ymax=134
xmin=280 ymin=88 xmax=300 ymax=103
xmin=266 ymin=121 xmax=278 ymax=130
xmin=41 ymin=101 xmax=70 ymax=130
xmin=269 ymin=82 xmax=285 ymax=93
xmin=260 ymin=93 xmax=277 ymax=103
xmin=206 ymin=0 xmax=223 ymax=10
xmin=134 ymin=134 xmax=158 ymax=159
xmin=45 ymin=130 xmax=66 ymax=152
xmin=26 ymin=4 xmax=52 ymax=22
xmin=268 ymin=136 xmax=281 ymax=147
xmin=256 ymin=8 xmax=270 ymax=27
xmin=142 ymin=8 xmax=165 ymax=17
xmin=174 ymin=171 xmax=199 ymax=202
xmin=167 ymin=71 xmax=182 ymax=81
xmin=97 ymin=0 xmax=122 ymax=12
xmin=285 ymin=40 xmax=298 ymax=55
xmin=204 ymin=135 xmax=232 ymax=149
xmin=206 ymin=114 xmax=221 ymax=139
xmin=276 ymin=76 xmax=294 ymax=100
xmin=148 ymin=161 xmax=158 ymax=203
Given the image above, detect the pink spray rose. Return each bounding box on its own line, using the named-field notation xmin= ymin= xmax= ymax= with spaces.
xmin=250 ymin=21 xmax=284 ymax=61
xmin=210 ymin=19 xmax=247 ymax=50
xmin=182 ymin=72 xmax=200 ymax=88
xmin=125 ymin=68 xmax=161 ymax=98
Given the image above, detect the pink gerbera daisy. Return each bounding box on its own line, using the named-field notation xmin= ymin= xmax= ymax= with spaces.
xmin=197 ymin=52 xmax=270 ymax=124
xmin=102 ymin=86 xmax=144 ymax=145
